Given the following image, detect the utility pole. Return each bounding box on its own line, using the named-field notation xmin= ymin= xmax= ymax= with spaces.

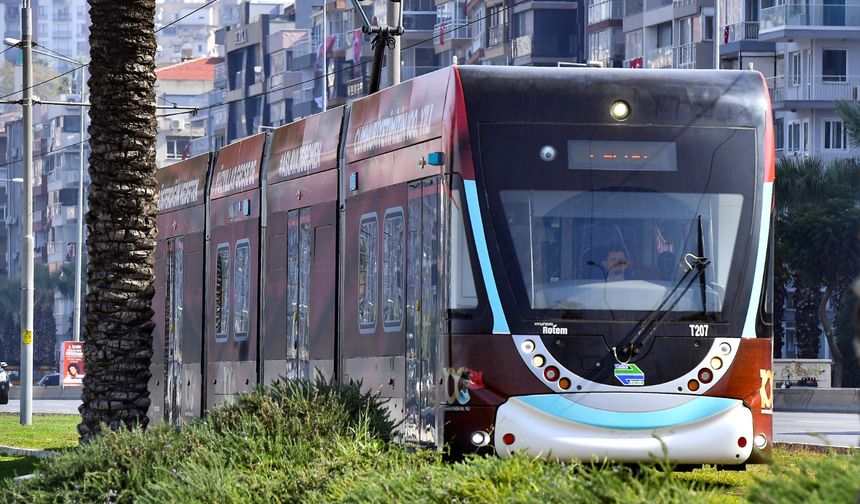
xmin=387 ymin=0 xmax=400 ymax=86
xmin=73 ymin=66 xmax=85 ymax=342
xmin=20 ymin=0 xmax=34 ymax=426
xmin=714 ymin=0 xmax=720 ymax=70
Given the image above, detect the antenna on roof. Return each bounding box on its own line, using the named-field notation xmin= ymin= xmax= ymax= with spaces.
xmin=349 ymin=0 xmax=404 ymax=94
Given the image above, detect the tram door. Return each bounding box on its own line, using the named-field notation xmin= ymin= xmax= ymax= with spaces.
xmin=405 ymin=177 xmax=441 ymax=445
xmin=286 ymin=208 xmax=311 ymax=380
xmin=163 ymin=237 xmax=184 ymax=425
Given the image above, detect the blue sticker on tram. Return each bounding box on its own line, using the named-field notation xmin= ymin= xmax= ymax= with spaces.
xmin=614 ymin=363 xmax=645 ymax=386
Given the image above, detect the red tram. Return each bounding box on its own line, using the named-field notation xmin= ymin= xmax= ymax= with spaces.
xmin=151 ymin=66 xmax=775 ymax=465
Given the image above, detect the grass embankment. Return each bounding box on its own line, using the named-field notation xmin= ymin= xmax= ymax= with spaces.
xmin=0 ymin=384 xmax=857 ymax=503
xmin=0 ymin=413 xmax=79 ymax=482
xmin=0 ymin=413 xmax=79 ymax=450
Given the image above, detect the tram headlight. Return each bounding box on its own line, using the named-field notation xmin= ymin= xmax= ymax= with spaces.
xmin=471 ymin=431 xmax=491 ymax=447
xmin=610 ymin=100 xmax=630 ymax=121
xmin=710 ymin=357 xmax=723 ymax=370
xmin=754 ymin=433 xmax=768 ymax=449
xmin=720 ymin=342 xmax=732 ymax=355
xmin=539 ymin=145 xmax=557 ymax=162
xmin=521 ymin=340 xmax=536 ymax=354
xmin=532 ymin=354 xmax=546 ymax=368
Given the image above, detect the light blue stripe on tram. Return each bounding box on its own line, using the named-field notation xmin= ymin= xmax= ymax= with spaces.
xmin=742 ymin=182 xmax=773 ymax=338
xmin=518 ymin=395 xmax=739 ymax=430
xmin=464 ymin=179 xmax=510 ymax=334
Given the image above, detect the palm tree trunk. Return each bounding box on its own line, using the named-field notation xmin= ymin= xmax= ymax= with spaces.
xmin=773 ymin=275 xmax=786 ymax=358
xmin=794 ymin=279 xmax=822 ymax=359
xmin=819 ymin=285 xmax=843 ymax=387
xmin=79 ymin=0 xmax=158 ymax=441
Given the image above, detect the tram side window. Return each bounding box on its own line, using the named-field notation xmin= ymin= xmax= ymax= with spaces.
xmin=215 ymin=243 xmax=231 ymax=341
xmin=358 ymin=213 xmax=378 ymax=333
xmin=383 ymin=208 xmax=404 ymax=332
xmin=233 ymin=240 xmax=251 ymax=341
xmin=450 ymin=187 xmax=478 ymax=310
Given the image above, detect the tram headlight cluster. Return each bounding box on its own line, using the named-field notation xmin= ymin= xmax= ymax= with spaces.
xmin=610 ymin=100 xmax=630 ymax=121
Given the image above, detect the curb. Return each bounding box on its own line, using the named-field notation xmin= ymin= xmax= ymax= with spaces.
xmin=773 ymin=442 xmax=858 ymax=455
xmin=0 ymin=445 xmax=56 ymax=459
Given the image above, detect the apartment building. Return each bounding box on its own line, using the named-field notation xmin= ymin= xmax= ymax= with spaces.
xmin=34 ymin=0 xmax=90 ymax=73
xmin=156 ymin=0 xmax=219 ymax=65
xmin=155 ymin=57 xmax=221 ymax=166
xmin=622 ymin=0 xmax=716 ymax=69
xmin=758 ymin=0 xmax=860 ymax=162
xmin=436 ymin=0 xmax=583 ymax=67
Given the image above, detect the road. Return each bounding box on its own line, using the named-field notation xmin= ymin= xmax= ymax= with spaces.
xmin=1 ymin=400 xmax=858 ymax=448
xmin=0 ymin=399 xmax=81 ymax=415
xmin=773 ymin=411 xmax=860 ymax=448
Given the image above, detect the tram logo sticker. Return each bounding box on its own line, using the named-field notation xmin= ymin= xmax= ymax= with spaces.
xmin=535 ymin=322 xmax=568 ymax=335
xmin=445 ymin=367 xmax=485 ymax=405
xmin=759 ymin=369 xmax=773 ymax=409
xmin=614 ymin=363 xmax=645 ymax=386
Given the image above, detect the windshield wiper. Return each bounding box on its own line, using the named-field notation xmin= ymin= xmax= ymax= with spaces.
xmin=611 ymin=216 xmax=711 ymax=364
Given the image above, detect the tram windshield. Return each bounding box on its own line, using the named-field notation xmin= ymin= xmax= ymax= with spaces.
xmin=500 ymin=190 xmax=742 ymax=313
xmin=480 ymin=123 xmax=757 ymax=321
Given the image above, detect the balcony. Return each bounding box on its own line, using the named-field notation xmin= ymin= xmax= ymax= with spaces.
xmin=488 ymin=25 xmax=505 ymax=47
xmin=760 ymin=2 xmax=860 ymax=33
xmin=588 ymin=0 xmax=623 ymax=24
xmin=46 ymin=240 xmax=64 ymax=257
xmin=766 ymin=74 xmax=860 ymax=105
xmin=645 ymin=46 xmax=674 ymax=68
xmin=673 ymin=43 xmax=696 ymax=68
xmin=511 ymin=35 xmax=533 ymax=59
xmin=434 ymin=21 xmax=470 ymax=45
xmin=725 ymin=21 xmax=760 ymax=42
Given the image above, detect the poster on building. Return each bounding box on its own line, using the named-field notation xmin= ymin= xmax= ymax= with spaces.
xmin=62 ymin=341 xmax=84 ymax=386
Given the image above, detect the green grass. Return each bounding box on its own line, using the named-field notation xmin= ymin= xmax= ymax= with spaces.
xmin=0 ymin=455 xmax=38 ymax=483
xmin=0 ymin=414 xmax=79 ymax=451
xmin=0 ymin=387 xmax=857 ymax=503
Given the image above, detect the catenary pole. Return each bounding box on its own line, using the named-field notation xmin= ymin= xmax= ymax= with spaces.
xmin=20 ymin=0 xmax=34 ymax=426
xmin=73 ymin=66 xmax=84 ymax=342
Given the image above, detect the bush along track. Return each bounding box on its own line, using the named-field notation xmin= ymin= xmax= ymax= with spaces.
xmin=2 ymin=378 xmax=858 ymax=503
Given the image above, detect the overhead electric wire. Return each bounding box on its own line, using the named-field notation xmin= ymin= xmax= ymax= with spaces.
xmin=156 ymin=0 xmax=219 ymax=34
xmin=155 ymin=2 xmax=516 ymax=119
xmin=9 ymin=1 xmax=515 ymax=121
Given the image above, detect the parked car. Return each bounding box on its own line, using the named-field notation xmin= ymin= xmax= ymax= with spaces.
xmin=37 ymin=372 xmax=60 ymax=387
xmin=0 ymin=361 xmax=9 ymax=404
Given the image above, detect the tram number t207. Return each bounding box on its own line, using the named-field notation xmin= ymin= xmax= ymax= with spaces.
xmin=689 ymin=324 xmax=709 ymax=337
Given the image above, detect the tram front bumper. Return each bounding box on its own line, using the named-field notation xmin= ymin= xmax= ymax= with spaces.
xmin=494 ymin=393 xmax=753 ymax=464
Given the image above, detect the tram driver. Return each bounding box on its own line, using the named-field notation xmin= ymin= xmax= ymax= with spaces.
xmin=601 ymin=244 xmax=629 ymax=282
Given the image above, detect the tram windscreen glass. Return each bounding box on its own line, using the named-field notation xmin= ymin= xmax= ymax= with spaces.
xmin=500 ymin=190 xmax=743 ymax=314
xmin=569 ymin=140 xmax=677 ymax=172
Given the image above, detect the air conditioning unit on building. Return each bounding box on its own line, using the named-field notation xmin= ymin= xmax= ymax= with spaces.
xmin=5 ymin=217 xmax=17 ymax=225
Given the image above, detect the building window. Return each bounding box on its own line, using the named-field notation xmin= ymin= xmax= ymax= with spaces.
xmin=787 ymin=122 xmax=801 ymax=152
xmin=824 ymin=120 xmax=847 ymax=150
xmin=822 ymin=49 xmax=847 ymax=82
xmin=774 ymin=117 xmax=784 ymax=151
xmin=166 ymin=138 xmax=190 ymax=160
xmin=625 ymin=30 xmax=642 ymax=60
xmin=233 ymin=240 xmax=251 ymax=340
xmin=790 ymin=52 xmax=801 ymax=87
xmin=215 ymin=243 xmax=231 ymax=341
xmin=382 ymin=208 xmax=404 ymax=332
xmin=703 ymin=15 xmax=714 ymax=41
xmin=358 ymin=213 xmax=378 ymax=332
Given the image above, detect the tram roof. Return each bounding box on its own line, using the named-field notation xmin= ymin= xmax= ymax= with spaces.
xmin=453 ymin=66 xmax=769 ymax=129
